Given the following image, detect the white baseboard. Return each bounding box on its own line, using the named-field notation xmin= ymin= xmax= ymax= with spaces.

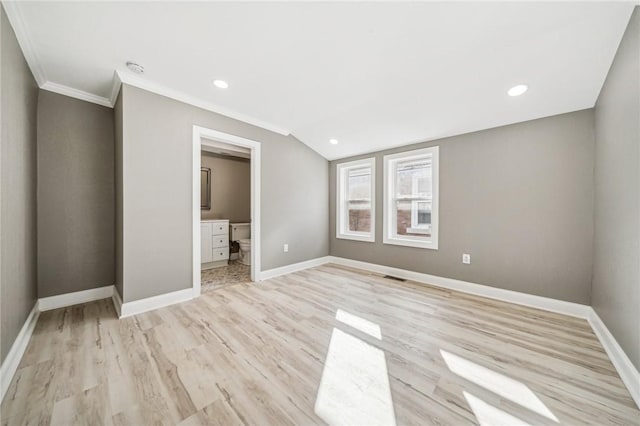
xmin=260 ymin=256 xmax=333 ymax=280
xmin=1 ymin=303 xmax=39 ymax=402
xmin=38 ymin=285 xmax=115 ymax=311
xmin=327 ymin=256 xmax=591 ymax=318
xmin=587 ymin=309 xmax=640 ymax=408
xmin=118 ymin=288 xmax=194 ymax=318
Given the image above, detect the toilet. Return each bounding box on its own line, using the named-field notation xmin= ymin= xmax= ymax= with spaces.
xmin=238 ymin=239 xmax=251 ymax=266
xmin=230 ymin=223 xmax=251 ymax=265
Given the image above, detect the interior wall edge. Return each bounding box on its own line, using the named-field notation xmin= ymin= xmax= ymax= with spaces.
xmin=587 ymin=309 xmax=640 ymax=408
xmin=0 ymin=302 xmax=39 ymax=403
xmin=0 ymin=3 xmax=39 ymax=365
xmin=591 ymin=5 xmax=640 ymax=371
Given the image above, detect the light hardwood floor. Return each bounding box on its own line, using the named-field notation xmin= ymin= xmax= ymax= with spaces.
xmin=2 ymin=264 xmax=638 ymax=425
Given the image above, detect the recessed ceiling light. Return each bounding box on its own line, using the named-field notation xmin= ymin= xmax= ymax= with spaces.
xmin=126 ymin=61 xmax=144 ymax=74
xmin=213 ymin=79 xmax=229 ymax=89
xmin=329 ymin=139 xmax=339 ymax=145
xmin=507 ymin=84 xmax=528 ymax=97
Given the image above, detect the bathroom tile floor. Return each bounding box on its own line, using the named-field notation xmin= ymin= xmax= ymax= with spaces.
xmin=201 ymin=260 xmax=251 ymax=292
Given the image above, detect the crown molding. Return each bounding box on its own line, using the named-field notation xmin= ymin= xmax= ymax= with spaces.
xmin=3 ymin=1 xmax=114 ymax=108
xmin=115 ymin=70 xmax=291 ymax=136
xmin=4 ymin=1 xmax=290 ymax=135
xmin=2 ymin=0 xmax=46 ymax=85
xmin=109 ymin=71 xmax=122 ymax=106
xmin=40 ymin=81 xmax=113 ymax=107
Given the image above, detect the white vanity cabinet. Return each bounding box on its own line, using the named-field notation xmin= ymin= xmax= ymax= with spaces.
xmin=201 ymin=220 xmax=229 ymax=269
xmin=201 ymin=224 xmax=213 ymax=263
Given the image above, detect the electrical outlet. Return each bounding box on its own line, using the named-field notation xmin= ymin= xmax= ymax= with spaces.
xmin=462 ymin=253 xmax=471 ymax=264
xmin=283 ymin=243 xmax=289 ymax=253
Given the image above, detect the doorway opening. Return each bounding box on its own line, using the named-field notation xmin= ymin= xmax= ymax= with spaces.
xmin=192 ymin=126 xmax=261 ymax=297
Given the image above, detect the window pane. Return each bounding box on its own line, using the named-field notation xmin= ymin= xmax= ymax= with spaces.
xmin=349 ymin=201 xmax=371 ymax=233
xmin=337 ymin=158 xmax=375 ymax=241
xmin=347 ymin=168 xmax=371 ymax=233
xmin=383 ymin=147 xmax=438 ymax=249
xmin=393 ymin=155 xmax=432 ymax=236
xmin=348 ymin=168 xmax=371 ymax=201
xmin=395 ymin=200 xmax=431 ymax=237
xmin=417 ymin=201 xmax=431 ymax=225
xmin=395 ymin=157 xmax=432 ymax=198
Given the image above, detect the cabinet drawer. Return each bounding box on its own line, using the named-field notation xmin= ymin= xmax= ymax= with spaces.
xmin=212 ymin=223 xmax=228 ymax=236
xmin=211 ymin=247 xmax=229 ymax=261
xmin=212 ymin=236 xmax=228 ymax=248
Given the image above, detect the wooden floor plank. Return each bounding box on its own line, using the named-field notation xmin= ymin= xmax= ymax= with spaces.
xmin=1 ymin=264 xmax=638 ymax=425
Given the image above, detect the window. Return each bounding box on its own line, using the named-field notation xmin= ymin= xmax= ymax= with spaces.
xmin=336 ymin=158 xmax=375 ymax=242
xmin=383 ymin=146 xmax=439 ymax=249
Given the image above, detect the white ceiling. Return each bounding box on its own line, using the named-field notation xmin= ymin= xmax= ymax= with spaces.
xmin=5 ymin=2 xmax=634 ymax=160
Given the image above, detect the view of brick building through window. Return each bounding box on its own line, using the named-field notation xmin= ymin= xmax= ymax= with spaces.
xmin=346 ymin=159 xmax=433 ymax=236
xmin=394 ymin=158 xmax=432 ymax=237
xmin=347 ymin=168 xmax=372 ymax=233
xmin=395 ymin=203 xmax=430 ymax=236
xmin=343 ymin=155 xmax=433 ymax=238
xmin=349 ymin=206 xmax=371 ymax=233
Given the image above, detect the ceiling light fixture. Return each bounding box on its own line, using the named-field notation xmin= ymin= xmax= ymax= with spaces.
xmin=507 ymin=84 xmax=528 ymax=97
xmin=329 ymin=139 xmax=339 ymax=145
xmin=126 ymin=61 xmax=144 ymax=74
xmin=213 ymin=79 xmax=229 ymax=89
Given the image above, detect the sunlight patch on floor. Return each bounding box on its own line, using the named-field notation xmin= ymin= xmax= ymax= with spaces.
xmin=441 ymin=350 xmax=558 ymax=422
xmin=463 ymin=391 xmax=532 ymax=426
xmin=314 ymin=310 xmax=395 ymax=426
xmin=336 ymin=309 xmax=382 ymax=340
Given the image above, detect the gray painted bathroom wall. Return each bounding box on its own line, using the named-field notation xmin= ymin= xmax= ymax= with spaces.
xmin=36 ymin=90 xmax=115 ymax=297
xmin=0 ymin=6 xmax=39 ymax=363
xmin=592 ymin=7 xmax=640 ymax=370
xmin=118 ymin=84 xmax=329 ymax=302
xmin=330 ymin=109 xmax=596 ymax=304
xmin=200 ymin=153 xmax=251 ymax=223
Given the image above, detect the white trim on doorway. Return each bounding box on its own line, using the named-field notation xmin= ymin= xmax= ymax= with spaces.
xmin=192 ymin=126 xmax=262 ymax=297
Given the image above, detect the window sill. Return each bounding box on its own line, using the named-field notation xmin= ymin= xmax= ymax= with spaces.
xmin=336 ymin=232 xmax=375 ymax=243
xmin=406 ymin=227 xmax=431 ymax=235
xmin=383 ymin=236 xmax=438 ymax=250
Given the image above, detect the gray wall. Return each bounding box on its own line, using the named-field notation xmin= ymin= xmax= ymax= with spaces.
xmin=36 ymin=90 xmax=115 ymax=297
xmin=200 ymin=153 xmax=250 ymax=223
xmin=119 ymin=84 xmax=328 ymax=302
xmin=330 ymin=109 xmax=595 ymax=304
xmin=0 ymin=6 xmax=38 ymax=363
xmin=592 ymin=7 xmax=640 ymax=370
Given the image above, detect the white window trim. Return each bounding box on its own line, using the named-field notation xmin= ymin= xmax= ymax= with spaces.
xmin=383 ymin=146 xmax=439 ymax=250
xmin=336 ymin=157 xmax=376 ymax=242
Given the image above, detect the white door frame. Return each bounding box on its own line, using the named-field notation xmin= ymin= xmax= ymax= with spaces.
xmin=192 ymin=125 xmax=261 ymax=297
